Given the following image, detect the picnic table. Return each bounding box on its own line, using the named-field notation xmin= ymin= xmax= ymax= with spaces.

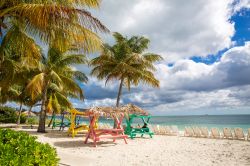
xmin=84 ymin=113 xmax=128 ymax=147
xmin=51 ymin=112 xmax=71 ymax=131
xmin=67 ymin=109 xmax=92 ymax=138
xmin=125 ymin=114 xmax=154 ymax=139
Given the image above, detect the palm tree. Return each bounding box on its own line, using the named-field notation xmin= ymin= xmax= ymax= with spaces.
xmin=0 ymin=0 xmax=108 ymax=54
xmin=26 ymin=47 xmax=88 ymax=132
xmin=0 ymin=75 xmax=36 ymax=125
xmin=0 ymin=0 xmax=108 ymax=92
xmin=91 ymin=32 xmax=163 ymax=107
xmin=46 ymin=82 xmax=74 ymax=127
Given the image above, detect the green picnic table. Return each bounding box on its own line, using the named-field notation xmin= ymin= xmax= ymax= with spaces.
xmin=51 ymin=113 xmax=71 ymax=131
xmin=125 ymin=114 xmax=154 ymax=139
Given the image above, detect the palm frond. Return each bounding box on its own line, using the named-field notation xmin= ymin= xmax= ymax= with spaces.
xmin=26 ymin=73 xmax=45 ymax=99
xmin=73 ymin=71 xmax=88 ymax=83
xmin=59 ymin=74 xmax=84 ymax=100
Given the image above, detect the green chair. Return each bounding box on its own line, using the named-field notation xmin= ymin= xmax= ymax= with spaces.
xmin=125 ymin=114 xmax=154 ymax=139
xmin=52 ymin=112 xmax=71 ymax=131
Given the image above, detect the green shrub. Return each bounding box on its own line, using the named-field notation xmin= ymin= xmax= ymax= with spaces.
xmin=20 ymin=113 xmax=27 ymax=124
xmin=26 ymin=117 xmax=38 ymax=125
xmin=0 ymin=107 xmax=17 ymax=123
xmin=0 ymin=129 xmax=59 ymax=166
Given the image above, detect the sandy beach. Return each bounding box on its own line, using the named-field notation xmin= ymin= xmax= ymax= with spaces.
xmin=15 ymin=128 xmax=250 ymax=166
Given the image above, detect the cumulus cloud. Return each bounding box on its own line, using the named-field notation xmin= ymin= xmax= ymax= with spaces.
xmin=154 ymin=42 xmax=250 ymax=91
xmin=95 ymin=0 xmax=236 ymax=62
xmin=75 ymin=42 xmax=250 ymax=114
xmin=234 ymin=0 xmax=250 ymax=12
xmin=70 ymin=1 xmax=250 ymax=115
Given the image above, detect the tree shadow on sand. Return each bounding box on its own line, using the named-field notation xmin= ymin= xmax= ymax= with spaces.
xmin=54 ymin=140 xmax=118 ymax=148
xmin=43 ymin=131 xmax=88 ymax=139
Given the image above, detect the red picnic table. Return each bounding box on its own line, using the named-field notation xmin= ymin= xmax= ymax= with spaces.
xmin=84 ymin=113 xmax=128 ymax=147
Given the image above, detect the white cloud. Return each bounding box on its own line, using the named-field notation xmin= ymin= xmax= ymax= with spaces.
xmin=70 ymin=1 xmax=250 ymax=115
xmin=122 ymin=42 xmax=250 ymax=114
xmin=96 ymin=0 xmax=236 ymax=62
xmin=72 ymin=98 xmax=119 ymax=108
xmin=72 ymin=42 xmax=250 ymax=114
xmin=234 ymin=0 xmax=250 ymax=12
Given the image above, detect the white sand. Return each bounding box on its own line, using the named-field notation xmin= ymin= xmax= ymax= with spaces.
xmin=16 ymin=129 xmax=250 ymax=166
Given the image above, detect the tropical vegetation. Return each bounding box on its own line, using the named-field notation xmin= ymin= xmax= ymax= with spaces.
xmin=91 ymin=32 xmax=163 ymax=107
xmin=0 ymin=129 xmax=59 ymax=165
xmin=0 ymin=106 xmax=17 ymax=123
xmin=0 ymin=0 xmax=108 ymax=132
xmin=27 ymin=47 xmax=88 ymax=132
xmin=0 ymin=1 xmax=162 ymax=134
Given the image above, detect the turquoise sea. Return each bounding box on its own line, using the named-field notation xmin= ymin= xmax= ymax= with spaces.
xmin=148 ymin=115 xmax=250 ymax=132
xmin=59 ymin=114 xmax=250 ymax=132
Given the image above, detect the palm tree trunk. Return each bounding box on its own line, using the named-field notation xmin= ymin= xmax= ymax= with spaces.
xmin=17 ymin=102 xmax=23 ymax=125
xmin=37 ymin=82 xmax=49 ymax=133
xmin=26 ymin=105 xmax=33 ymax=123
xmin=116 ymin=78 xmax=124 ymax=107
xmin=114 ymin=78 xmax=123 ymax=128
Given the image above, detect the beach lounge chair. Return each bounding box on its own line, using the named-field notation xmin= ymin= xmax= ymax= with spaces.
xmin=164 ymin=126 xmax=172 ymax=135
xmin=234 ymin=128 xmax=245 ymax=140
xmin=211 ymin=128 xmax=221 ymax=139
xmin=184 ymin=127 xmax=194 ymax=137
xmin=200 ymin=127 xmax=209 ymax=138
xmin=156 ymin=125 xmax=161 ymax=135
xmin=247 ymin=128 xmax=250 ymax=141
xmin=151 ymin=125 xmax=159 ymax=134
xmin=157 ymin=125 xmax=164 ymax=135
xmin=223 ymin=128 xmax=234 ymax=139
xmin=193 ymin=127 xmax=202 ymax=137
xmin=170 ymin=125 xmax=179 ymax=136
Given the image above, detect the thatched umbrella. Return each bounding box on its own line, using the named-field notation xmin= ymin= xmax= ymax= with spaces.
xmin=120 ymin=104 xmax=148 ymax=115
xmin=86 ymin=104 xmax=148 ymax=118
xmin=86 ymin=106 xmax=122 ymax=118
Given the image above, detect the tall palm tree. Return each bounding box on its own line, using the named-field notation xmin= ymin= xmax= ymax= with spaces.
xmin=0 ymin=0 xmax=108 ymax=91
xmin=91 ymin=32 xmax=163 ymax=107
xmin=26 ymin=48 xmax=88 ymax=132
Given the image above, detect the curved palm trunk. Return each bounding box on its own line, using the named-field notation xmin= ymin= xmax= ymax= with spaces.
xmin=37 ymin=82 xmax=49 ymax=133
xmin=116 ymin=78 xmax=124 ymax=107
xmin=16 ymin=102 xmax=23 ymax=125
xmin=114 ymin=78 xmax=123 ymax=128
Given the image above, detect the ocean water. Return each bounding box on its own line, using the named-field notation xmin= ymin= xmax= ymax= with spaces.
xmin=56 ymin=114 xmax=250 ymax=132
xmin=148 ymin=115 xmax=250 ymax=132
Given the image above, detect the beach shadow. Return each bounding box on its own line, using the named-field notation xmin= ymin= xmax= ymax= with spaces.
xmin=18 ymin=130 xmax=45 ymax=136
xmin=129 ymin=136 xmax=152 ymax=140
xmin=44 ymin=131 xmax=88 ymax=138
xmin=54 ymin=140 xmax=117 ymax=148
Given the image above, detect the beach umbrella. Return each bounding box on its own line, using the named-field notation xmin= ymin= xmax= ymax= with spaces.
xmin=87 ymin=106 xmax=122 ymax=118
xmin=120 ymin=104 xmax=148 ymax=115
xmin=86 ymin=104 xmax=148 ymax=118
